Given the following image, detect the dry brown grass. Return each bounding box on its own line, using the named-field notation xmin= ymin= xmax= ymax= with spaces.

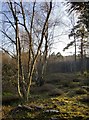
xmin=31 ymin=83 xmax=55 ymax=94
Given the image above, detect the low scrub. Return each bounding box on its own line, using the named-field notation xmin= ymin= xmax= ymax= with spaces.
xmin=31 ymin=84 xmax=55 ymax=94
xmin=73 ymin=79 xmax=80 ymax=82
xmin=48 ymin=88 xmax=64 ymax=97
xmin=2 ymin=95 xmax=20 ymax=105
xmin=79 ymin=95 xmax=89 ymax=104
xmin=75 ymin=88 xmax=87 ymax=95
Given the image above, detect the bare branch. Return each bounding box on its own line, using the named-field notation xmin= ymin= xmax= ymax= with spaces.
xmin=0 ymin=47 xmax=15 ymax=58
xmin=0 ymin=30 xmax=16 ymax=45
xmin=0 ymin=11 xmax=16 ymax=30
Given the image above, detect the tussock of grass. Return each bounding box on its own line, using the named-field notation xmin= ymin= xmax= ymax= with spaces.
xmin=31 ymin=83 xmax=55 ymax=94
xmin=75 ymin=88 xmax=87 ymax=95
xmin=48 ymin=88 xmax=64 ymax=97
xmin=79 ymin=95 xmax=89 ymax=104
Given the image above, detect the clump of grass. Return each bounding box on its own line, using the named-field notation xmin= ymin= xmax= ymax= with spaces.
xmin=3 ymin=92 xmax=13 ymax=97
xmin=62 ymin=82 xmax=70 ymax=87
xmin=31 ymin=83 xmax=55 ymax=94
xmin=82 ymin=86 xmax=89 ymax=92
xmin=83 ymin=71 xmax=89 ymax=78
xmin=48 ymin=88 xmax=64 ymax=97
xmin=75 ymin=88 xmax=87 ymax=95
xmin=69 ymin=82 xmax=80 ymax=88
xmin=79 ymin=95 xmax=89 ymax=104
xmin=2 ymin=95 xmax=20 ymax=105
xmin=73 ymin=79 xmax=80 ymax=82
xmin=66 ymin=91 xmax=75 ymax=97
xmin=83 ymin=79 xmax=89 ymax=86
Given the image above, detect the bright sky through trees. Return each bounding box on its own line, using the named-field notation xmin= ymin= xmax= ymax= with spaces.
xmin=49 ymin=2 xmax=78 ymax=56
xmin=0 ymin=1 xmax=79 ymax=56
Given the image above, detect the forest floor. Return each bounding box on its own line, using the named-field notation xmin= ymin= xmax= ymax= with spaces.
xmin=2 ymin=73 xmax=89 ymax=120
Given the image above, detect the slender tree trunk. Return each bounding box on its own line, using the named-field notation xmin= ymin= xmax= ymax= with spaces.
xmin=26 ymin=2 xmax=52 ymax=101
xmin=16 ymin=16 xmax=23 ymax=98
xmin=15 ymin=6 xmax=26 ymax=99
xmin=41 ymin=22 xmax=48 ymax=80
xmin=74 ymin=33 xmax=77 ymax=73
xmin=81 ymin=37 xmax=84 ymax=74
xmin=27 ymin=58 xmax=37 ymax=101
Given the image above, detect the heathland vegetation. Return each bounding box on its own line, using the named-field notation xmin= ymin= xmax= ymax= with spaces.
xmin=1 ymin=1 xmax=89 ymax=120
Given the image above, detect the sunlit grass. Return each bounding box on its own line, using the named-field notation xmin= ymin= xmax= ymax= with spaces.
xmin=2 ymin=73 xmax=89 ymax=119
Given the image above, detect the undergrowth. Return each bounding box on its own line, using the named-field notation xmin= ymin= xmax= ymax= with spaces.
xmin=2 ymin=73 xmax=89 ymax=120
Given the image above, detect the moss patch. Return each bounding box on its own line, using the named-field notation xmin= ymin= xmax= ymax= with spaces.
xmin=2 ymin=73 xmax=89 ymax=120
